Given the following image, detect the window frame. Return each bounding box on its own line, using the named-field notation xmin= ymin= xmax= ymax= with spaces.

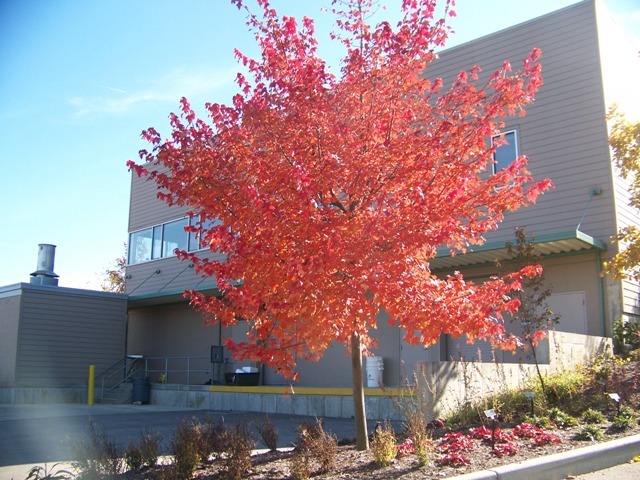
xmin=128 ymin=215 xmax=219 ymax=265
xmin=491 ymin=129 xmax=519 ymax=174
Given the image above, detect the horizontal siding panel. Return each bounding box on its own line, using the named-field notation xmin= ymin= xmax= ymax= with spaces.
xmin=128 ymin=170 xmax=190 ymax=232
xmin=125 ymin=250 xmax=221 ymax=296
xmin=16 ymin=289 xmax=126 ymax=387
xmin=424 ymin=0 xmax=617 ymax=250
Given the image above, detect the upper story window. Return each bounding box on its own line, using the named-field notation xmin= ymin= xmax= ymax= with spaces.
xmin=492 ymin=129 xmax=518 ymax=173
xmin=128 ymin=216 xmax=215 ymax=265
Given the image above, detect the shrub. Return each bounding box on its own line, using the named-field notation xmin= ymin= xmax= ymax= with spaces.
xmin=200 ymin=416 xmax=229 ymax=461
xmin=72 ymin=418 xmax=123 ymax=480
xmin=574 ymin=425 xmax=604 ymax=442
xmin=194 ymin=415 xmax=228 ymax=462
xmin=123 ymin=442 xmax=144 ymax=471
xmin=544 ymin=370 xmax=586 ymax=413
xmin=139 ymin=429 xmax=161 ymax=468
xmin=257 ymin=414 xmax=279 ymax=452
xmin=403 ymin=404 xmax=431 ymax=466
xmin=221 ymin=423 xmax=255 ymax=480
xmin=582 ymin=408 xmax=605 ymax=424
xmin=613 ymin=319 xmax=640 ymax=353
xmin=371 ymin=421 xmax=396 ymax=467
xmin=290 ymin=419 xmax=338 ymax=476
xmin=171 ymin=419 xmax=200 ymax=480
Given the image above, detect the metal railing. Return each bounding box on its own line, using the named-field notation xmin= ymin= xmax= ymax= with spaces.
xmin=142 ymin=356 xmax=214 ymax=385
xmin=95 ymin=355 xmax=225 ymax=402
xmin=94 ymin=355 xmax=143 ymax=401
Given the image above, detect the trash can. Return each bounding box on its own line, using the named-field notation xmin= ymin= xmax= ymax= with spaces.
xmin=132 ymin=376 xmax=150 ymax=404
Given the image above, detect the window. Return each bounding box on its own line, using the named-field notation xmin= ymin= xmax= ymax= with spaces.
xmin=128 ymin=216 xmax=220 ymax=265
xmin=162 ymin=218 xmax=189 ymax=257
xmin=492 ymin=130 xmax=518 ymax=173
xmin=129 ymin=228 xmax=152 ymax=264
xmin=188 ymin=217 xmax=222 ymax=251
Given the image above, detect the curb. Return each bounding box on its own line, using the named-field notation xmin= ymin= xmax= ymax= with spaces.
xmin=450 ymin=434 xmax=640 ymax=480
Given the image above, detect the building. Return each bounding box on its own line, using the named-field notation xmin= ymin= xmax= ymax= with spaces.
xmin=124 ymin=0 xmax=639 ymax=396
xmin=0 ymin=245 xmax=128 ymax=403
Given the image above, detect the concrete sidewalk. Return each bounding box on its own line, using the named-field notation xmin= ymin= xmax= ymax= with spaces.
xmin=1 ymin=403 xmax=639 ymax=480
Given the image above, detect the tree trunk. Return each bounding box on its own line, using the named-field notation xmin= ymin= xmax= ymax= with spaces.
xmin=351 ymin=332 xmax=369 ymax=450
xmin=529 ymin=339 xmax=546 ymax=395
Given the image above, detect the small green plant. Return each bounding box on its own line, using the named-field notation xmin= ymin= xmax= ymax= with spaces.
xmin=582 ymin=408 xmax=606 ymax=424
xmin=72 ymin=418 xmax=123 ymax=480
xmin=171 ymin=418 xmax=200 ymax=480
xmin=221 ymin=423 xmax=256 ymax=480
xmin=548 ymin=408 xmax=578 ymax=428
xmin=25 ymin=464 xmax=76 ymax=480
xmin=522 ymin=414 xmax=551 ymax=428
xmin=257 ymin=414 xmax=279 ymax=452
xmin=371 ymin=421 xmax=396 ymax=467
xmin=574 ymin=424 xmax=604 ymax=442
xmin=608 ymin=407 xmax=637 ymax=432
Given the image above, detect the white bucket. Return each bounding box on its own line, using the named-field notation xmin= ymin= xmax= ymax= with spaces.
xmin=366 ymin=356 xmax=384 ymax=387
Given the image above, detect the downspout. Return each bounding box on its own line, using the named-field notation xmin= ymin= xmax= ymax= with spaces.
xmin=596 ymin=251 xmax=607 ymax=337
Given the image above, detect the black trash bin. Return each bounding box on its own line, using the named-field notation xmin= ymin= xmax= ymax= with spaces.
xmin=132 ymin=376 xmax=150 ymax=404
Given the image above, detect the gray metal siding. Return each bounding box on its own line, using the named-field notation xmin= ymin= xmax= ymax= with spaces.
xmin=125 ymin=250 xmax=221 ymax=296
xmin=429 ymin=0 xmax=615 ymax=247
xmin=16 ymin=288 xmax=127 ymax=387
xmin=128 ymin=168 xmax=189 ymax=233
xmin=0 ymin=289 xmax=21 ymax=386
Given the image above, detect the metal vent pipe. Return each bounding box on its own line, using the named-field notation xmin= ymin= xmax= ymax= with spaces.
xmin=30 ymin=243 xmax=59 ymax=286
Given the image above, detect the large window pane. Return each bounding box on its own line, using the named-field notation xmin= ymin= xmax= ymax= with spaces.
xmin=189 ymin=217 xmax=222 ymax=251
xmin=162 ymin=218 xmax=189 ymax=257
xmin=492 ymin=130 xmax=518 ymax=173
xmin=128 ymin=228 xmax=152 ymax=264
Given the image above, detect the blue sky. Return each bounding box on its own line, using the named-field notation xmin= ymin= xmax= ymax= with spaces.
xmin=1 ymin=0 xmax=639 ymax=290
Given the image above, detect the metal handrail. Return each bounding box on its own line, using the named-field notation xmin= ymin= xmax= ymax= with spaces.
xmin=94 ymin=356 xmax=142 ymax=401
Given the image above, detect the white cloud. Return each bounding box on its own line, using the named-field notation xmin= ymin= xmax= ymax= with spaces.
xmin=68 ymin=67 xmax=237 ymax=119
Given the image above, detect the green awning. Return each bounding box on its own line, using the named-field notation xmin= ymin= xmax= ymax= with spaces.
xmin=431 ymin=229 xmax=606 ymax=271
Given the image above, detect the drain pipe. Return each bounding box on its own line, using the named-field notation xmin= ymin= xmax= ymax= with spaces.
xmin=597 ymin=251 xmax=607 ymax=337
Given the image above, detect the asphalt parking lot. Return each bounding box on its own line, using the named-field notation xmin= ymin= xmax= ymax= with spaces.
xmin=0 ymin=403 xmax=377 ymax=476
xmin=1 ymin=403 xmax=640 ymax=480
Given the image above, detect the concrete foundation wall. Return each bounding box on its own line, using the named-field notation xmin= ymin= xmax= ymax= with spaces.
xmin=418 ymin=332 xmax=613 ymax=418
xmin=0 ymin=387 xmax=87 ymax=404
xmin=149 ymin=384 xmax=404 ymax=421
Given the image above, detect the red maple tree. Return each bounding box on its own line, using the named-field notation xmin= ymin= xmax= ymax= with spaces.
xmin=128 ymin=0 xmax=550 ymax=450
